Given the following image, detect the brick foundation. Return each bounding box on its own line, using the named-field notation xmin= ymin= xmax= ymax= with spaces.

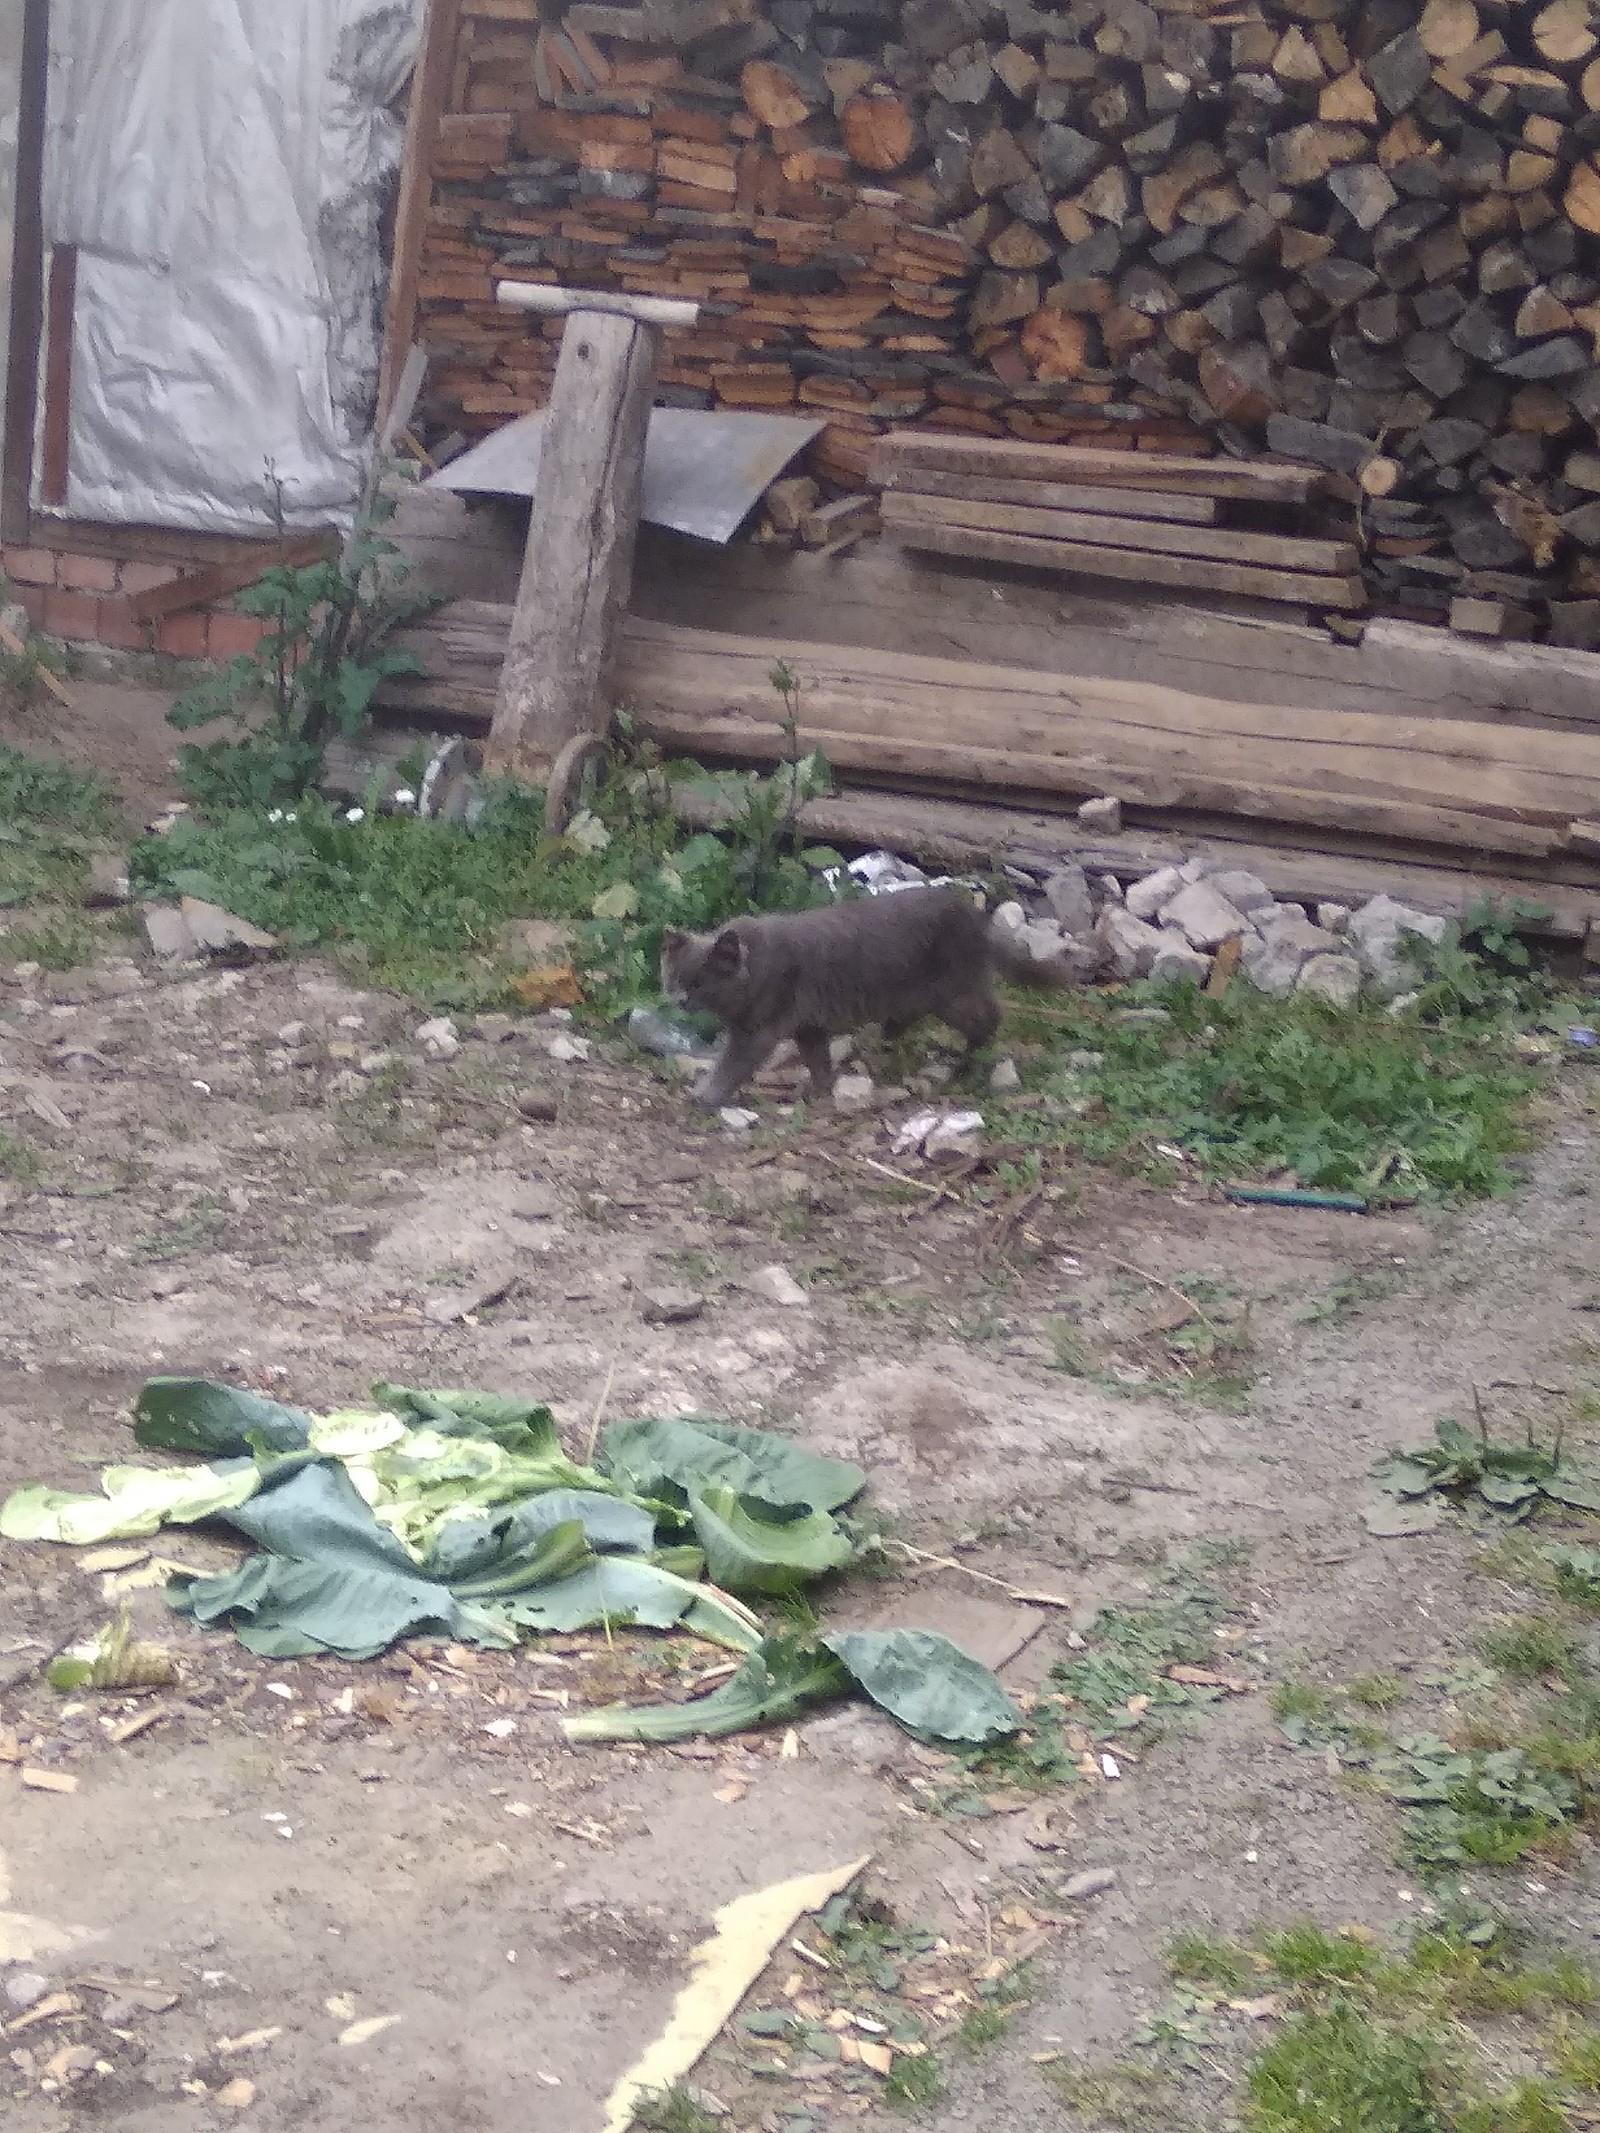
xmin=1 ymin=540 xmax=267 ymax=659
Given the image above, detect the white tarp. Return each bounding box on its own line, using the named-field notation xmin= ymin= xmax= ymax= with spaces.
xmin=42 ymin=0 xmax=421 ymax=534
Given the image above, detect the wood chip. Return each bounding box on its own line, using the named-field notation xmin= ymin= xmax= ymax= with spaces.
xmin=20 ymin=1767 xmax=78 ymax=1793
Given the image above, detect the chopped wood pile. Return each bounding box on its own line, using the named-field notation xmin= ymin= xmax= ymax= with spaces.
xmin=872 ymin=431 xmax=1365 ymax=608
xmin=415 ymin=0 xmax=1600 ymax=639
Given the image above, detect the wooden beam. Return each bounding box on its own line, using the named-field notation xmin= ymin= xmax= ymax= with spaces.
xmin=486 ymin=308 xmax=660 ymax=778
xmin=2 ymin=0 xmax=49 ymax=543
xmin=880 ymin=490 xmax=1358 ymax=574
xmin=876 ymin=464 xmax=1220 ymax=525
xmin=496 ymin=279 xmax=702 ymax=328
xmin=872 ymin=433 xmax=1326 ymax=505
xmin=38 ymin=243 xmax=76 ymax=508
xmin=886 ymin=512 xmax=1367 ymax=612
xmin=127 ymin=534 xmax=335 ymax=624
xmin=377 ymin=0 xmax=463 ymax=427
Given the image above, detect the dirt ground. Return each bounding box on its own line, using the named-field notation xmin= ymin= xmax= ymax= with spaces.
xmin=3 ymin=677 xmax=1600 ymax=2132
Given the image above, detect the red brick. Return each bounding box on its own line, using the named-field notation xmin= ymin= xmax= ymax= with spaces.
xmin=154 ymin=610 xmax=209 ymax=659
xmin=56 ymin=551 xmax=119 ymax=594
xmin=206 ymin=611 xmax=267 ymax=660
xmin=3 ymin=546 xmax=57 ymax=587
xmin=119 ymin=559 xmax=179 ymax=597
xmin=42 ymin=586 xmax=100 ymax=640
xmin=93 ymin=597 xmax=151 ymax=650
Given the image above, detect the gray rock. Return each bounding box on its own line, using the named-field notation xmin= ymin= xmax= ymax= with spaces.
xmin=1296 ymin=953 xmax=1362 ymax=1007
xmin=989 ymin=1056 xmax=1021 ymax=1091
xmin=3 ymin=1972 xmax=52 ymax=2011
xmin=1095 ymin=872 xmax=1123 ymax=904
xmin=1242 ymin=909 xmax=1339 ymax=997
xmin=1043 ymin=863 xmax=1095 ymax=937
xmin=1207 ymin=868 xmax=1275 ymax=914
xmin=833 ymin=1073 xmax=876 ymax=1112
xmin=1316 ymin=901 xmax=1351 ymax=935
xmin=639 ymin=1286 xmax=705 ymax=1324
xmin=1015 ymin=918 xmax=1065 ymax=960
xmin=747 ymin=1263 xmax=810 ymax=1308
xmin=83 ymin=853 xmax=131 ymax=906
xmin=472 ymin=1013 xmax=516 ymax=1043
xmin=1060 ymin=1867 xmax=1118 ymax=1900
xmin=1348 ymin=893 xmax=1448 ymax=997
xmin=415 ymin=1016 xmax=460 ymax=1060
xmin=992 ymin=900 xmax=1027 ymax=934
xmin=1161 ymin=879 xmax=1252 ymax=950
xmin=1078 ymin=795 xmax=1123 ymax=833
xmin=1124 ymin=865 xmax=1184 ymax=922
xmin=1095 ymin=905 xmax=1165 ymax=979
xmin=1150 ymin=931 xmax=1212 ymax=986
xmin=140 ymin=903 xmax=198 ymax=962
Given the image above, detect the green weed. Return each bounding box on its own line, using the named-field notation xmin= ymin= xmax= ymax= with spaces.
xmin=1243 ymin=2006 xmax=1439 ymax=2133
xmin=631 ymin=2087 xmax=722 ymax=2133
xmin=0 ymin=740 xmax=123 ymax=913
xmin=0 ymin=1129 xmax=41 ymax=1180
xmin=1480 ymin=1617 xmax=1576 ymax=1682
xmin=1166 ymin=1930 xmax=1257 ymax=1994
xmin=1045 ymin=2060 xmax=1186 ymax=2129
xmin=1296 ymin=1270 xmax=1404 ymax=1322
xmin=884 ymin=2050 xmax=943 ymax=2109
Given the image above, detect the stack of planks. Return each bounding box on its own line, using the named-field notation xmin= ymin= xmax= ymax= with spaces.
xmin=372 ymin=598 xmax=1600 ymax=867
xmin=872 ymin=432 xmax=1365 ymax=611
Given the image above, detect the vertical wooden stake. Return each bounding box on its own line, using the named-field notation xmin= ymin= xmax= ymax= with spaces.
xmin=486 ymin=308 xmax=659 ymax=780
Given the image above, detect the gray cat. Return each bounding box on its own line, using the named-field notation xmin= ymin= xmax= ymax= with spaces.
xmin=660 ymin=885 xmax=1078 ymax=1108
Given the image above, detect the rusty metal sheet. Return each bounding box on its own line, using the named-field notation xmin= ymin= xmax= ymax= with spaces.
xmin=424 ymin=406 xmax=823 ymax=544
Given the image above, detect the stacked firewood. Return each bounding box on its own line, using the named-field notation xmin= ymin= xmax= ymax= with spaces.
xmin=416 ymin=0 xmax=1600 ymax=638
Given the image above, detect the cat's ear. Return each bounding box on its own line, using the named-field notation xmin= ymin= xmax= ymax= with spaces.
xmin=706 ymin=927 xmax=746 ymax=976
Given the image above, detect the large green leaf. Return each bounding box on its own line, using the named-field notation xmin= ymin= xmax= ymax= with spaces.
xmin=373 ymin=1383 xmax=575 ymax=1459
xmin=602 ymin=1416 xmax=864 ymax=1515
xmin=1 ymin=1461 xmax=261 ymax=1545
xmin=133 ymin=1378 xmax=311 ymax=1457
xmin=688 ymin=1484 xmax=854 ymax=1595
xmin=492 ymin=1558 xmax=763 ymax=1652
xmin=822 ymin=1629 xmax=1023 ymax=1743
xmin=564 ymin=1633 xmax=849 ymax=1742
xmin=428 ymin=1490 xmax=653 ymax=1586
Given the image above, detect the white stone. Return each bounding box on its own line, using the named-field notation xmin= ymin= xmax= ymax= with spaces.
xmin=275 ymin=1020 xmax=308 ymax=1045
xmin=546 ymin=1033 xmax=590 ymax=1063
xmin=1296 ymin=953 xmax=1362 ymax=1007
xmin=1160 ymin=880 xmax=1251 ymax=951
xmin=989 ymin=1056 xmax=1021 ymax=1091
xmin=1208 ymin=869 xmax=1275 ymax=914
xmin=1015 ymin=918 xmax=1065 ymax=961
xmin=1042 ymin=863 xmax=1095 ymax=936
xmin=747 ymin=1263 xmax=810 ymax=1308
xmin=415 ymin=1016 xmax=459 ymax=1059
xmin=1095 ymin=873 xmax=1123 ymax=904
xmin=834 ymin=1073 xmax=876 ymax=1112
xmin=1150 ymin=931 xmax=1212 ymax=986
xmin=1348 ymin=895 xmax=1448 ymax=998
xmin=992 ymin=900 xmax=1027 ymax=933
xmin=1095 ymin=904 xmax=1165 ymax=979
xmin=1241 ymin=909 xmax=1338 ymax=997
xmin=1078 ymin=795 xmax=1122 ymax=834
xmin=718 ymin=1105 xmax=759 ymax=1132
xmin=1316 ymin=901 xmax=1351 ymax=935
xmin=1124 ymin=865 xmax=1184 ymax=922
xmin=1179 ymin=855 xmax=1214 ymax=883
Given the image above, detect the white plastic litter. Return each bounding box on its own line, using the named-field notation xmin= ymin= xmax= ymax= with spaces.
xmin=892 ymin=1109 xmax=985 ymax=1159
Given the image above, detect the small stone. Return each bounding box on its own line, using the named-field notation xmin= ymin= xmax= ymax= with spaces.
xmin=83 ymin=852 xmax=130 ymax=906
xmin=1095 ymin=872 xmax=1123 ymax=904
xmin=415 ymin=1016 xmax=459 ymax=1060
xmin=1150 ymin=932 xmax=1212 ymax=985
xmin=1078 ymin=795 xmax=1123 ymax=833
xmin=473 ymin=1013 xmax=515 ymax=1043
xmin=833 ymin=1073 xmax=876 ymax=1112
xmin=1059 ymin=1867 xmax=1117 ymax=1901
xmin=358 ymin=1050 xmax=394 ymax=1076
xmin=1124 ymin=865 xmax=1184 ymax=921
xmin=517 ymin=1090 xmax=558 ymax=1122
xmin=4 ymin=1971 xmax=52 ymax=2012
xmin=546 ymin=1033 xmax=590 ymax=1063
xmin=747 ymin=1263 xmax=810 ymax=1308
xmin=719 ymin=1105 xmax=759 ymax=1132
xmin=1015 ymin=918 xmax=1066 ymax=961
xmin=1296 ymin=953 xmax=1362 ymax=1007
xmin=1095 ymin=905 xmax=1165 ymax=979
xmin=1348 ymin=893 xmax=1448 ymax=997
xmin=989 ymin=1056 xmax=1021 ymax=1091
xmin=1160 ymin=880 xmax=1251 ymax=951
xmin=639 ymin=1286 xmax=705 ymax=1324
xmin=1206 ymin=868 xmax=1274 ymax=914
xmin=1242 ymin=909 xmax=1337 ymax=996
xmin=1316 ymin=902 xmax=1350 ymax=935
xmin=141 ymin=903 xmax=197 ymax=963
xmin=1042 ymin=862 xmax=1094 ymax=936
xmin=992 ymin=900 xmax=1027 ymax=933
xmin=275 ymin=1021 xmax=308 ymax=1045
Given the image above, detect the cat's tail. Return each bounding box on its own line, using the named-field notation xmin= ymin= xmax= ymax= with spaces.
xmin=988 ymin=918 xmax=1092 ymax=992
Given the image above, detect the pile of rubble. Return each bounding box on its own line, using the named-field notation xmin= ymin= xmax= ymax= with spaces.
xmin=994 ymin=855 xmax=1449 ymax=1004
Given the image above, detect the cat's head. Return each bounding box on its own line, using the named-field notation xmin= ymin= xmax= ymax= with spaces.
xmin=660 ymin=924 xmax=749 ymax=1014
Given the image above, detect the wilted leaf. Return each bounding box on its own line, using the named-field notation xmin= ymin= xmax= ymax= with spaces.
xmin=822 ymin=1629 xmax=1022 ymax=1744
xmin=565 ymin=1634 xmax=851 ymax=1743
xmin=689 ymin=1485 xmax=854 ymax=1596
xmin=592 ymin=880 xmax=640 ymax=920
xmin=510 ymin=963 xmax=582 ymax=1010
xmin=603 ymin=1416 xmax=864 ymax=1516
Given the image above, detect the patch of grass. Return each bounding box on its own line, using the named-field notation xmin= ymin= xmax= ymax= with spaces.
xmin=1045 ymin=2060 xmax=1187 ymax=2129
xmin=1003 ymin=977 xmax=1540 ymax=1199
xmin=1295 ymin=1269 xmax=1405 ymax=1322
xmin=952 ymin=2002 xmax=1009 ymax=2050
xmin=6 ymin=910 xmax=97 ymax=968
xmin=1048 ymin=1317 xmax=1093 ymax=1376
xmin=1166 ymin=1930 xmax=1258 ymax=1995
xmin=1243 ymin=2003 xmax=1438 ymax=2133
xmin=0 ymin=741 xmax=123 ymax=914
xmin=884 ymin=2050 xmax=943 ymax=2109
xmin=1350 ymin=1673 xmax=1407 ymax=1709
xmin=1260 ymin=1923 xmax=1378 ymax=1988
xmin=1480 ymin=1617 xmax=1576 ymax=1682
xmin=631 ymin=2087 xmax=721 ymax=2133
xmin=1556 ymin=2024 xmax=1600 ymax=2089
xmin=0 ymin=1129 xmax=41 ymax=1180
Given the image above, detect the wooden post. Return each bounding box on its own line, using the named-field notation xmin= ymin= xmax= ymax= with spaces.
xmin=485 ymin=283 xmax=700 ymax=782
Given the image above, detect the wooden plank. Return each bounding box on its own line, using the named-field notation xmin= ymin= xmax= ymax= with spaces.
xmin=487 ymin=309 xmax=660 ymax=778
xmin=39 ymin=243 xmax=76 ymax=508
xmin=2 ymin=0 xmax=49 ymax=543
xmin=881 ymin=491 xmax=1358 ymax=575
xmin=876 ymin=464 xmax=1220 ymax=525
xmin=128 ymin=534 xmax=335 ymax=624
xmin=872 ymin=433 xmax=1325 ymax=505
xmin=378 ymin=0 xmax=465 ymax=426
xmin=889 ymin=513 xmax=1367 ymax=613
